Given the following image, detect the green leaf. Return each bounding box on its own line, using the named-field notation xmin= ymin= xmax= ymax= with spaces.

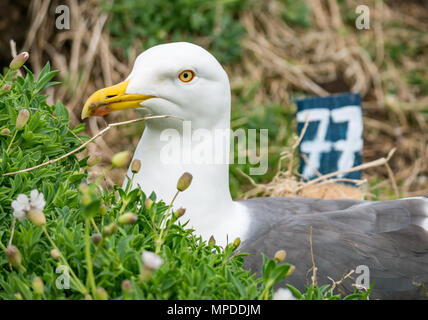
xmin=55 ymin=101 xmax=69 ymax=121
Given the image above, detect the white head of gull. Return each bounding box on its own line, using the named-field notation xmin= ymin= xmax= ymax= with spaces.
xmin=83 ymin=42 xmax=428 ymax=299
xmin=83 ymin=42 xmax=250 ymax=246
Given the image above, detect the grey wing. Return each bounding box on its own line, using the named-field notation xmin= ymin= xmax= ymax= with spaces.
xmin=240 ymin=196 xmax=365 ymax=217
xmin=238 ymin=196 xmax=365 ymax=245
xmin=240 ymin=197 xmax=428 ymax=299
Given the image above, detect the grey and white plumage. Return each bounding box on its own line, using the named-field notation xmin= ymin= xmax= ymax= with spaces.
xmin=240 ymin=196 xmax=428 ymax=299
xmin=82 ymin=42 xmax=428 ymax=300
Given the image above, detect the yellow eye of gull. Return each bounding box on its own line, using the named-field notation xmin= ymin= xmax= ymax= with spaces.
xmin=178 ymin=70 xmax=195 ymax=83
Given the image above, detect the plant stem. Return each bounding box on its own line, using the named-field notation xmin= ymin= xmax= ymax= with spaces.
xmin=125 ymin=173 xmax=135 ymax=194
xmin=156 ymin=190 xmax=179 ymax=254
xmin=42 ymin=226 xmax=87 ymax=295
xmin=92 ymin=238 xmax=104 ymax=265
xmin=84 ymin=219 xmax=96 ymax=296
xmin=0 ymin=69 xmax=10 ymax=88
xmin=164 ymin=191 xmax=179 ymax=225
xmin=8 ymin=217 xmax=16 ymax=247
xmin=90 ymin=218 xmax=100 ymax=234
xmin=6 ymin=130 xmax=17 ymax=154
xmin=119 ymin=198 xmax=130 ymax=215
xmin=258 ymin=280 xmax=274 ymax=300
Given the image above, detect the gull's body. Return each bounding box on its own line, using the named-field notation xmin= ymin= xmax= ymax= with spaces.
xmin=127 ymin=127 xmax=250 ymax=243
xmin=83 ymin=42 xmax=428 ymax=299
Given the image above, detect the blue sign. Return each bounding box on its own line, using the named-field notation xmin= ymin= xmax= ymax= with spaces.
xmin=295 ymin=93 xmax=363 ymax=181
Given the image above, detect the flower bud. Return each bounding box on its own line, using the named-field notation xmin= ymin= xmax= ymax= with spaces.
xmin=286 ymin=265 xmax=295 ymax=277
xmin=94 ymin=287 xmax=108 ymax=300
xmin=79 ymin=183 xmax=89 ymax=193
xmin=103 ymin=223 xmax=118 ymax=236
xmin=139 ymin=268 xmax=153 ymax=282
xmin=50 ymin=249 xmax=61 ymax=260
xmin=118 ymin=212 xmax=138 ymax=225
xmin=16 ymin=109 xmax=30 ymax=130
xmin=1 ymin=128 xmax=10 ymax=135
xmin=177 ymin=172 xmax=193 ymax=192
xmin=87 ymin=152 xmax=102 ymax=167
xmin=175 ymin=207 xmax=186 ymax=219
xmin=3 ymin=84 xmax=11 ymax=92
xmin=111 ymin=151 xmax=131 ymax=168
xmin=9 ymin=52 xmax=29 ymax=70
xmin=99 ymin=204 xmax=107 ymax=216
xmin=208 ymin=235 xmax=216 ymax=246
xmin=27 ymin=208 xmax=46 ymax=227
xmin=14 ymin=293 xmax=23 ymax=300
xmin=144 ymin=198 xmax=153 ymax=211
xmin=32 ymin=277 xmax=44 ymax=295
xmin=84 ymin=294 xmax=93 ymax=300
xmin=79 ymin=184 xmax=92 ymax=206
xmin=233 ymin=237 xmax=241 ymax=248
xmin=131 ymin=159 xmax=141 ymax=174
xmin=274 ymin=250 xmax=286 ymax=263
xmin=121 ymin=280 xmax=132 ymax=293
xmin=5 ymin=245 xmax=22 ymax=268
xmin=92 ymin=233 xmax=102 ymax=245
xmin=81 ymin=194 xmax=91 ymax=206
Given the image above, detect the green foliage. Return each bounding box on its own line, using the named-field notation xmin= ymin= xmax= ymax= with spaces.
xmin=101 ymin=0 xmax=249 ymax=65
xmin=406 ymin=70 xmax=428 ymax=94
xmin=286 ymin=283 xmax=372 ymax=300
xmin=229 ymin=89 xmax=297 ymax=198
xmin=280 ymin=0 xmax=312 ymax=28
xmin=0 ymin=183 xmax=287 ymax=299
xmin=0 ymin=64 xmax=294 ymax=300
xmin=0 ymin=63 xmax=86 ymax=224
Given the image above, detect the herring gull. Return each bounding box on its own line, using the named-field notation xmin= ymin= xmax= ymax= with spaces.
xmin=82 ymin=42 xmax=428 ymax=299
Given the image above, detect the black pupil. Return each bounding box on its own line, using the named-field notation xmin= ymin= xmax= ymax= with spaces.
xmin=183 ymin=73 xmax=188 ymax=78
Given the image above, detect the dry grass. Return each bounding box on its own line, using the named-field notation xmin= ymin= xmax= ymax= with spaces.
xmin=232 ymin=0 xmax=428 ymax=199
xmin=20 ymin=0 xmax=143 ymax=186
xmin=16 ymin=0 xmax=428 ymax=199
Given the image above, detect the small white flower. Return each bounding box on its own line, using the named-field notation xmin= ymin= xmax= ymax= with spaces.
xmin=30 ymin=189 xmax=46 ymax=210
xmin=142 ymin=251 xmax=164 ymax=270
xmin=11 ymin=194 xmax=30 ymax=220
xmin=11 ymin=189 xmax=46 ymax=220
xmin=273 ymin=288 xmax=297 ymax=300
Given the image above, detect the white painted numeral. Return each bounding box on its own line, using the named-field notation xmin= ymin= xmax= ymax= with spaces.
xmin=297 ymin=105 xmax=363 ymax=179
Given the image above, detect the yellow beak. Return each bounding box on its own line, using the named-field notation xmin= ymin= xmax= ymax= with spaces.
xmin=81 ymin=80 xmax=154 ymax=119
